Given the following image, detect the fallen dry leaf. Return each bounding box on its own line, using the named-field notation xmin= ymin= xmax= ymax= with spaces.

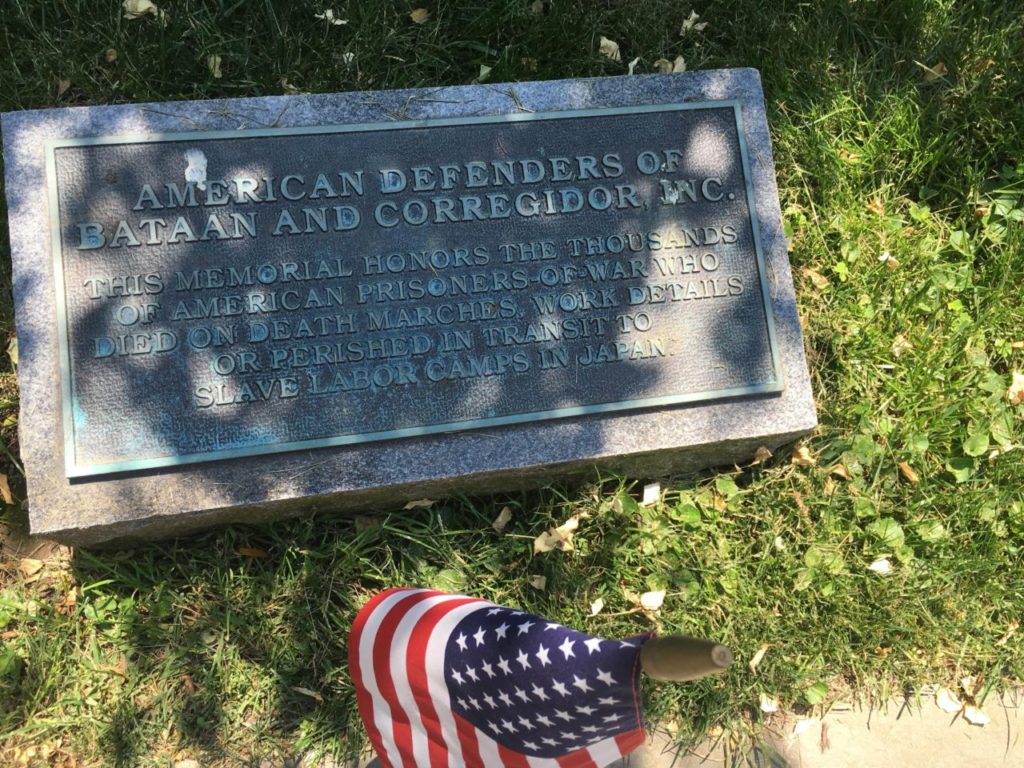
xmin=868 ymin=558 xmax=892 ymax=574
xmin=996 ymin=620 xmax=1019 ymax=646
xmin=759 ymin=693 xmax=780 ymax=713
xmin=680 ymin=10 xmax=708 ymax=34
xmin=291 ymin=686 xmax=324 ymax=702
xmin=56 ymin=79 xmax=71 ymax=98
xmin=751 ymin=446 xmax=773 ymax=465
xmin=935 ymin=686 xmax=962 ymax=714
xmin=960 ymin=675 xmax=979 ymax=697
xmin=598 ymin=36 xmax=621 ymax=63
xmin=123 ymin=0 xmax=167 ymax=22
xmin=921 ymin=61 xmax=948 ymax=82
xmin=774 ymin=535 xmax=786 ymax=551
xmin=830 ymin=464 xmax=852 ymax=481
xmin=342 ymin=51 xmax=355 ymax=65
xmin=534 ymin=515 xmax=581 ymax=554
xmin=878 ymin=250 xmax=900 ymax=270
xmin=0 ymin=474 xmax=13 ymax=505
xmin=641 ymin=482 xmax=660 ymax=507
xmin=1007 ymin=372 xmax=1024 ymax=405
xmin=627 ymin=57 xmax=640 ymax=75
xmin=898 ymin=461 xmax=920 ymax=484
xmin=802 ymin=267 xmax=831 ymax=290
xmin=590 ymin=597 xmax=604 ymax=615
xmin=529 ymin=0 xmax=544 ymax=14
xmin=749 ymin=643 xmax=769 ymax=674
xmin=18 ymin=558 xmax=44 ymax=578
xmin=409 ymin=8 xmax=430 ymax=24
xmin=313 ymin=9 xmax=347 ymax=25
xmin=492 ymin=506 xmax=513 ymax=532
xmin=403 ymin=498 xmax=436 ymax=510
xmin=791 ymin=444 xmax=816 ymax=467
xmin=237 ymin=547 xmax=269 ymax=558
xmin=476 ymin=64 xmax=493 ymax=83
xmin=639 ymin=590 xmax=665 ymax=611
xmin=891 ymin=334 xmax=913 ymax=358
xmin=963 ymin=705 xmax=990 ymax=726
xmin=529 ymin=575 xmax=546 ymax=591
xmin=104 ymin=48 xmax=118 ymax=63
xmin=207 ymin=55 xmax=223 ymax=79
xmin=819 ymin=721 xmax=831 ymax=752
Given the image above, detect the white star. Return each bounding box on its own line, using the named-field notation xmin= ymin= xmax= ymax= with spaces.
xmin=498 ymin=691 xmax=513 ymax=706
xmin=468 ymin=697 xmax=481 ymax=710
xmin=551 ymin=680 xmax=570 ymax=697
xmin=558 ymin=637 xmax=576 ymax=659
xmin=542 ymin=737 xmax=559 ymax=746
xmin=502 ymin=719 xmax=517 ymax=733
xmin=514 ymin=686 xmax=530 ymax=703
xmin=518 ymin=716 xmax=535 ymax=731
xmin=494 ymin=622 xmax=510 ymax=640
xmin=603 ymin=713 xmax=622 ymax=723
xmin=497 ymin=657 xmax=512 ymax=675
xmin=488 ymin=720 xmax=501 ymax=733
xmin=517 ymin=621 xmax=535 ymax=636
xmin=572 ymin=674 xmax=592 ymax=693
xmin=531 ymin=683 xmax=549 ymax=701
xmin=584 ymin=638 xmax=603 ymax=655
xmin=575 ymin=704 xmax=596 ymax=716
xmin=473 ymin=627 xmax=486 ymax=646
xmin=596 ymin=669 xmax=616 ymax=686
xmin=535 ymin=644 xmax=551 ymax=667
xmin=619 ymin=640 xmax=637 ymax=647
xmin=486 ymin=608 xmax=502 ymax=616
xmin=450 ymin=670 xmax=465 ymax=685
xmin=523 ymin=740 xmax=539 ymax=751
xmin=581 ymin=724 xmax=600 ymax=733
xmin=465 ymin=666 xmax=479 ymax=682
xmin=554 ymin=709 xmax=573 ymax=722
xmin=544 ymin=622 xmax=559 ymax=631
xmin=598 ymin=696 xmax=617 ymax=706
xmin=457 ymin=697 xmax=468 ymax=709
xmin=516 ymin=649 xmax=531 ymax=670
xmin=536 ymin=714 xmax=554 ymax=727
xmin=483 ymin=693 xmax=497 ymax=708
xmin=455 ymin=633 xmax=468 ymax=651
xmin=481 ymin=661 xmax=495 ymax=678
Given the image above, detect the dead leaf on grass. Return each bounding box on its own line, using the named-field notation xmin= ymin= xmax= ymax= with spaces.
xmin=238 ymin=547 xmax=269 ymax=558
xmin=529 ymin=0 xmax=544 ymax=14
xmin=207 ymin=55 xmax=223 ymax=79
xmin=590 ymin=597 xmax=604 ymax=615
xmin=759 ymin=693 xmax=780 ymax=713
xmin=680 ymin=10 xmax=708 ymax=35
xmin=123 ymin=0 xmax=167 ymax=22
xmin=314 ymin=9 xmax=347 ymax=25
xmin=891 ymin=335 xmax=913 ymax=358
xmin=291 ymin=685 xmax=324 ymax=702
xmin=403 ymin=498 xmax=436 ymax=510
xmin=598 ymin=36 xmax=621 ymax=63
xmin=639 ymin=590 xmax=664 ymax=611
xmin=898 ymin=461 xmax=920 ymax=484
xmin=748 ymin=643 xmax=769 ymax=674
xmin=791 ymin=444 xmax=816 ymax=467
xmin=492 ymin=506 xmax=513 ymax=532
xmin=996 ymin=620 xmax=1019 ymax=646
xmin=868 ymin=558 xmax=892 ymax=574
xmin=410 ymin=8 xmax=430 ymax=24
xmin=0 ymin=474 xmax=13 ymax=505
xmin=627 ymin=57 xmax=640 ymax=75
xmin=641 ymin=482 xmax=660 ymax=507
xmin=104 ymin=48 xmax=118 ymax=63
xmin=801 ymin=267 xmax=830 ymax=290
xmin=475 ymin=64 xmax=493 ymax=83
xmin=920 ymin=61 xmax=948 ymax=82
xmin=829 ymin=464 xmax=852 ymax=480
xmin=56 ymin=79 xmax=71 ymax=98
xmin=529 ymin=575 xmax=546 ymax=591
xmin=878 ymin=250 xmax=900 ymax=270
xmin=18 ymin=558 xmax=44 ymax=578
xmin=1007 ymin=372 xmax=1024 ymax=405
xmin=653 ymin=55 xmax=685 ymax=73
xmin=935 ymin=686 xmax=962 ymax=713
xmin=750 ymin=446 xmax=773 ymax=465
xmin=534 ymin=515 xmax=583 ymax=554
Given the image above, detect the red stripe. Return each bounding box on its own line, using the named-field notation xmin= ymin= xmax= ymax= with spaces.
xmin=556 ymin=746 xmax=599 ymax=768
xmin=453 ymin=711 xmax=487 ymax=767
xmin=495 ymin=741 xmax=531 ymax=768
xmin=406 ymin=597 xmax=480 ymax=768
xmin=615 ymin=729 xmax=646 ymax=755
xmin=349 ymin=588 xmax=417 ymax=768
xmin=371 ymin=590 xmax=446 ymax=767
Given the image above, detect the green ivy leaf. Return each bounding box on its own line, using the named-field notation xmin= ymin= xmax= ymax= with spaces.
xmin=915 ymin=521 xmax=947 ymax=543
xmin=963 ymin=429 xmax=990 ymax=458
xmin=945 ymin=457 xmax=976 ymax=483
xmin=804 ymin=682 xmax=829 ymax=706
xmin=671 ymin=503 xmax=701 ymax=528
xmin=715 ymin=476 xmax=741 ymax=499
xmin=867 ymin=518 xmax=905 ymax=550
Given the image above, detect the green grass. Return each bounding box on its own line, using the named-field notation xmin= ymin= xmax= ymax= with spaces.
xmin=1 ymin=0 xmax=1024 ymax=765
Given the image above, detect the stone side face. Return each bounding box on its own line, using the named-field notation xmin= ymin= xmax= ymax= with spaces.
xmin=1 ymin=70 xmax=816 ymax=546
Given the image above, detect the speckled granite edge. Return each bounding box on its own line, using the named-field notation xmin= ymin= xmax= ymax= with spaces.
xmin=1 ymin=70 xmax=817 ymax=545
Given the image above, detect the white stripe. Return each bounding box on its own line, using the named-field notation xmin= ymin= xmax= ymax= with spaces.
xmin=358 ymin=589 xmax=429 ymax=768
xmin=423 ymin=600 xmax=491 ymax=767
xmin=475 ymin=731 xmax=506 ymax=768
xmin=587 ymin=735 xmax=629 ymax=768
xmin=388 ymin=594 xmax=464 ymax=768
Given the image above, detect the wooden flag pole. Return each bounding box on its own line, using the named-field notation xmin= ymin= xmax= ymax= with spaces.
xmin=639 ymin=636 xmax=734 ymax=682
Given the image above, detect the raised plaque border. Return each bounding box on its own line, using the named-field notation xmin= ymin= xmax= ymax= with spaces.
xmin=46 ymin=100 xmax=783 ymax=478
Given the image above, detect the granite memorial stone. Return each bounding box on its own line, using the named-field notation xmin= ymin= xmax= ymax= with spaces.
xmin=1 ymin=69 xmax=817 ymax=545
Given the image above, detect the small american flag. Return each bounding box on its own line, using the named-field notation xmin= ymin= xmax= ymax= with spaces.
xmin=349 ymin=587 xmax=650 ymax=768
